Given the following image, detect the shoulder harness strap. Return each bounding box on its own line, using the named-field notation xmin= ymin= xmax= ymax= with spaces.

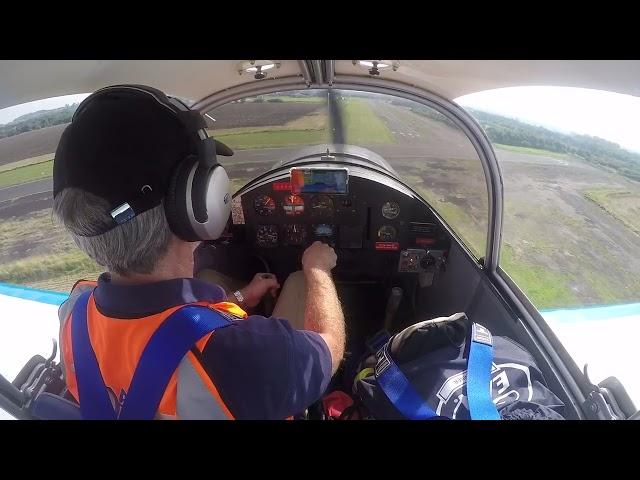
xmin=71 ymin=291 xmax=232 ymax=420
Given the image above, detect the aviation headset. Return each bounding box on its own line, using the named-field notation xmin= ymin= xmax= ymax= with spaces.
xmin=71 ymin=84 xmax=231 ymax=242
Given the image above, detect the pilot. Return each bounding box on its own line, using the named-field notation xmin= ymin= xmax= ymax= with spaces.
xmin=52 ymin=85 xmax=346 ymax=419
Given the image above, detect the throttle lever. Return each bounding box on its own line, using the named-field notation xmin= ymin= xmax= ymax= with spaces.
xmin=384 ymin=287 xmax=403 ymax=332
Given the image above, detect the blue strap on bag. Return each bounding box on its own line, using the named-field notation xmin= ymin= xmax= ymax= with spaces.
xmin=374 ymin=322 xmax=501 ymax=420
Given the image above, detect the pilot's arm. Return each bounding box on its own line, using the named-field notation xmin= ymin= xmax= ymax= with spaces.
xmin=301 ymin=241 xmax=346 ymax=374
xmin=196 ymin=242 xmax=345 ymax=419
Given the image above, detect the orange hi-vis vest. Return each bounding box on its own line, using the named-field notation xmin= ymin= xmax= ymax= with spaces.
xmin=58 ymin=280 xmax=248 ymax=420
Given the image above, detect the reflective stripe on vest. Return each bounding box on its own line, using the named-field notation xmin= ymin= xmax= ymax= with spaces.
xmin=374 ymin=322 xmax=501 ymax=420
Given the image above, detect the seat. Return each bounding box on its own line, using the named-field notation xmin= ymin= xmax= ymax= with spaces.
xmin=29 ymin=392 xmax=82 ymax=420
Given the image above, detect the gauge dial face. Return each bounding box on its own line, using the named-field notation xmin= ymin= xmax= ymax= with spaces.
xmin=377 ymin=225 xmax=397 ymax=242
xmin=313 ymin=224 xmax=334 ymax=237
xmin=256 ymin=225 xmax=279 ymax=247
xmin=382 ymin=201 xmax=400 ymax=219
xmin=254 ymin=195 xmax=276 ymax=216
xmin=310 ymin=195 xmax=334 ymax=217
xmin=283 ymin=224 xmax=307 ymax=246
xmin=283 ymin=194 xmax=305 ymax=216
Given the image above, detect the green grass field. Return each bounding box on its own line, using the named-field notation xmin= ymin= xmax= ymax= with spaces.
xmin=416 ymin=182 xmax=584 ymax=309
xmin=0 ymin=209 xmax=103 ymax=293
xmin=215 ymin=129 xmax=329 ymax=150
xmin=0 ymin=158 xmax=53 ymax=189
xmin=494 ymin=144 xmax=571 ymax=160
xmin=0 ymin=250 xmax=102 ymax=290
xmin=415 ymin=186 xmax=486 ymax=259
xmin=0 ymin=153 xmax=54 ymax=173
xmin=211 ymin=103 xmax=330 ymax=150
xmin=253 ymin=96 xmax=325 ymax=104
xmin=500 ymin=244 xmax=579 ymax=308
xmin=501 ymin=242 xmax=630 ymax=309
xmin=583 ymin=188 xmax=640 ymax=236
xmin=340 ymin=99 xmax=396 ymax=145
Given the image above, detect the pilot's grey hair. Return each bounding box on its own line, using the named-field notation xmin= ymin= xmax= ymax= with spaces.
xmin=53 ymin=188 xmax=172 ymax=276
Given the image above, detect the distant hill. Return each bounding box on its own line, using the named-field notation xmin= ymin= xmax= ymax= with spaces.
xmin=0 ymin=104 xmax=78 ymax=139
xmin=467 ymin=108 xmax=640 ymax=182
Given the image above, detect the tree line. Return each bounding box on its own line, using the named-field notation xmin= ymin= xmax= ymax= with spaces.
xmin=468 ymin=108 xmax=640 ymax=182
xmin=0 ymin=104 xmax=78 ymax=139
xmin=402 ymin=98 xmax=640 ymax=183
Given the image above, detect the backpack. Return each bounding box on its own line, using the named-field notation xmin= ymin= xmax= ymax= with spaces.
xmin=352 ymin=312 xmax=566 ymax=420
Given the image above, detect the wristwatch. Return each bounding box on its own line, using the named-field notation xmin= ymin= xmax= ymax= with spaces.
xmin=232 ymin=290 xmax=244 ymax=304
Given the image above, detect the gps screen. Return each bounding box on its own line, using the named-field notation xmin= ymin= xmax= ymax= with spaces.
xmin=290 ymin=168 xmax=349 ymax=194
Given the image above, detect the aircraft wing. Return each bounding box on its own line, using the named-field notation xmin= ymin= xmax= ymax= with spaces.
xmin=542 ymin=304 xmax=640 ymax=409
xmin=0 ymin=284 xmax=66 ymax=419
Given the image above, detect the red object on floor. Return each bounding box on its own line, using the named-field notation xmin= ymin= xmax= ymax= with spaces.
xmin=322 ymin=391 xmax=356 ymax=419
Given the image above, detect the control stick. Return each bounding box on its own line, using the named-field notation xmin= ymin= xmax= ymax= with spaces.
xmin=384 ymin=287 xmax=403 ymax=332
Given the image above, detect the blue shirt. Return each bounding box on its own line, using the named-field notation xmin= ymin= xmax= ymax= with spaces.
xmin=92 ymin=273 xmax=332 ymax=419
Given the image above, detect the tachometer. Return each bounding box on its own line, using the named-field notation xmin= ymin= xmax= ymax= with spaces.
xmin=283 ymin=194 xmax=305 ymax=216
xmin=382 ymin=201 xmax=400 ymax=219
xmin=256 ymin=225 xmax=279 ymax=248
xmin=310 ymin=195 xmax=334 ymax=217
xmin=377 ymin=225 xmax=397 ymax=242
xmin=254 ymin=195 xmax=276 ymax=216
xmin=283 ymin=224 xmax=307 ymax=246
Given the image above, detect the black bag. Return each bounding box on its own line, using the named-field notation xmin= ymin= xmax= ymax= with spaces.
xmin=353 ymin=313 xmax=566 ymax=420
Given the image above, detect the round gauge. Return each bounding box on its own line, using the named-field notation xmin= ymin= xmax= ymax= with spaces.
xmin=283 ymin=194 xmax=305 ymax=216
xmin=313 ymin=224 xmax=334 ymax=237
xmin=382 ymin=201 xmax=400 ymax=219
xmin=254 ymin=195 xmax=276 ymax=216
xmin=283 ymin=224 xmax=307 ymax=246
xmin=256 ymin=225 xmax=279 ymax=248
xmin=377 ymin=225 xmax=397 ymax=242
xmin=310 ymin=195 xmax=334 ymax=217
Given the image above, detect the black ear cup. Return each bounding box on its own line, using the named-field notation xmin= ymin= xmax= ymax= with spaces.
xmin=164 ymin=157 xmax=201 ymax=241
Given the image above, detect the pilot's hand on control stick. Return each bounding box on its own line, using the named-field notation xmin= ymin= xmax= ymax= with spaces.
xmin=239 ymin=273 xmax=280 ymax=308
xmin=302 ymin=241 xmax=337 ymax=275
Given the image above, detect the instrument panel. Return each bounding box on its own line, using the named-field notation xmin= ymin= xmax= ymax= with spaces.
xmin=229 ymin=170 xmax=450 ymax=278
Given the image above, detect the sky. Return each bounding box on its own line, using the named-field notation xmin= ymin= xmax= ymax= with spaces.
xmin=455 ymin=86 xmax=640 ymax=154
xmin=1 ymin=87 xmax=640 ymax=154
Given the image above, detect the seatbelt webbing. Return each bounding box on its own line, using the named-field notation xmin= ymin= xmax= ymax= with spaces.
xmin=374 ymin=346 xmax=440 ymax=420
xmin=71 ymin=291 xmax=117 ymax=420
xmin=71 ymin=292 xmax=231 ymax=420
xmin=466 ymin=323 xmax=501 ymax=420
xmin=374 ymin=322 xmax=501 ymax=420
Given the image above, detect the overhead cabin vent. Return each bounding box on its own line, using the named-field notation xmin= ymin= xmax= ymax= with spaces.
xmin=238 ymin=60 xmax=281 ymax=80
xmin=352 ymin=60 xmax=400 ymax=76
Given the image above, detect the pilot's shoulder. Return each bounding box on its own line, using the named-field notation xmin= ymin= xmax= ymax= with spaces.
xmin=205 ymin=313 xmax=308 ymax=349
xmin=58 ymin=279 xmax=97 ymax=324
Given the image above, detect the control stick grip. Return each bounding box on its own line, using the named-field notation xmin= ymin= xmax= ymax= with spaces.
xmin=384 ymin=287 xmax=403 ymax=332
